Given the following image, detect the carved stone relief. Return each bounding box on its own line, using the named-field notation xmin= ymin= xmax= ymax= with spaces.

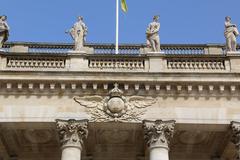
xmin=74 ymin=83 xmax=156 ymax=122
xmin=231 ymin=121 xmax=240 ymax=159
xmin=56 ymin=119 xmax=88 ymax=149
xmin=143 ymin=120 xmax=175 ymax=149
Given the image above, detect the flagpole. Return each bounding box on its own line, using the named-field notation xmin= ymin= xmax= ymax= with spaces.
xmin=115 ymin=0 xmax=119 ymax=54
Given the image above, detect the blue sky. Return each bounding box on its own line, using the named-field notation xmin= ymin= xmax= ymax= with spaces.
xmin=1 ymin=0 xmax=240 ymax=44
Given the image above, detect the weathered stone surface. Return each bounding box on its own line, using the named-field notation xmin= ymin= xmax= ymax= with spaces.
xmin=56 ymin=119 xmax=88 ymax=149
xmin=74 ymin=83 xmax=156 ymax=122
xmin=9 ymin=45 xmax=28 ymax=52
xmin=143 ymin=120 xmax=175 ymax=148
xmin=231 ymin=121 xmax=240 ymax=159
xmin=143 ymin=120 xmax=175 ymax=160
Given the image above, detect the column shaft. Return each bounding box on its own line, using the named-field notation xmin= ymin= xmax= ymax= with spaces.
xmin=61 ymin=147 xmax=81 ymax=160
xmin=150 ymin=147 xmax=169 ymax=160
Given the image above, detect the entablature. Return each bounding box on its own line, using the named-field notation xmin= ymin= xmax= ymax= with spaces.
xmin=0 ymin=75 xmax=240 ymax=97
xmin=0 ymin=42 xmax=240 ymax=95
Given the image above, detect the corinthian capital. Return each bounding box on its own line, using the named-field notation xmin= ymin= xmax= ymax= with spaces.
xmin=143 ymin=120 xmax=175 ymax=149
xmin=231 ymin=121 xmax=240 ymax=159
xmin=56 ymin=119 xmax=89 ymax=149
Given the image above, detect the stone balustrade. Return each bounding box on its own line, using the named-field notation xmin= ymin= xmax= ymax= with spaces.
xmin=88 ymin=56 xmax=145 ymax=70
xmin=6 ymin=56 xmax=66 ymax=69
xmin=2 ymin=42 xmax=240 ymax=98
xmin=166 ymin=57 xmax=226 ymax=70
xmin=1 ymin=42 xmax=239 ymax=73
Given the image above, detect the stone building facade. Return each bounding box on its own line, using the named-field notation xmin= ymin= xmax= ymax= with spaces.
xmin=0 ymin=42 xmax=239 ymax=160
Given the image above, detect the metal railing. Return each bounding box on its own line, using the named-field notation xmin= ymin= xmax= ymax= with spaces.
xmin=161 ymin=45 xmax=205 ymax=54
xmin=93 ymin=44 xmax=141 ymax=54
xmin=1 ymin=42 xmax=239 ymax=55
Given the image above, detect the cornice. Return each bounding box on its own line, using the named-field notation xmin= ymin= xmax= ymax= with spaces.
xmin=0 ymin=80 xmax=239 ymax=96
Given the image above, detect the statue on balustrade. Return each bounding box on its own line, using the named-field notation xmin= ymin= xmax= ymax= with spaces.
xmin=66 ymin=16 xmax=88 ymax=51
xmin=146 ymin=15 xmax=161 ymax=52
xmin=0 ymin=15 xmax=10 ymax=49
xmin=224 ymin=16 xmax=239 ymax=52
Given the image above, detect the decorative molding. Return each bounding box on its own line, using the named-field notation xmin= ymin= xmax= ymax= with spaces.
xmin=231 ymin=121 xmax=240 ymax=159
xmin=143 ymin=120 xmax=175 ymax=149
xmin=56 ymin=119 xmax=88 ymax=149
xmin=0 ymin=81 xmax=240 ymax=96
xmin=74 ymin=83 xmax=156 ymax=122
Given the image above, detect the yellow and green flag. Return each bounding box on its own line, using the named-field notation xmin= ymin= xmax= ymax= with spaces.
xmin=121 ymin=0 xmax=128 ymax=12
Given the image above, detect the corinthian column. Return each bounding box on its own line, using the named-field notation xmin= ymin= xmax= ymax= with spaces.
xmin=143 ymin=120 xmax=175 ymax=160
xmin=231 ymin=121 xmax=240 ymax=160
xmin=56 ymin=119 xmax=89 ymax=160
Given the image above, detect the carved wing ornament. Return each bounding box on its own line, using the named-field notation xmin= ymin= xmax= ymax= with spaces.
xmin=127 ymin=96 xmax=156 ymax=109
xmin=73 ymin=83 xmax=157 ymax=122
xmin=73 ymin=96 xmax=104 ymax=108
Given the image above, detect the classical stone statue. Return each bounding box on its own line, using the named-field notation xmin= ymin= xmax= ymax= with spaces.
xmin=0 ymin=15 xmax=10 ymax=49
xmin=224 ymin=16 xmax=239 ymax=52
xmin=66 ymin=16 xmax=88 ymax=51
xmin=146 ymin=15 xmax=160 ymax=52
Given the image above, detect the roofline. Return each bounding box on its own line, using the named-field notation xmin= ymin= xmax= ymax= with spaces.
xmin=4 ymin=41 xmax=236 ymax=47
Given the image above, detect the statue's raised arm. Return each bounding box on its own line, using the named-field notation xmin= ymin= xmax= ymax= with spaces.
xmin=0 ymin=15 xmax=10 ymax=49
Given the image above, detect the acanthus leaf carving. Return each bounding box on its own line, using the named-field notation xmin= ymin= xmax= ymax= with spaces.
xmin=143 ymin=120 xmax=175 ymax=149
xmin=231 ymin=121 xmax=240 ymax=159
xmin=56 ymin=119 xmax=88 ymax=149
